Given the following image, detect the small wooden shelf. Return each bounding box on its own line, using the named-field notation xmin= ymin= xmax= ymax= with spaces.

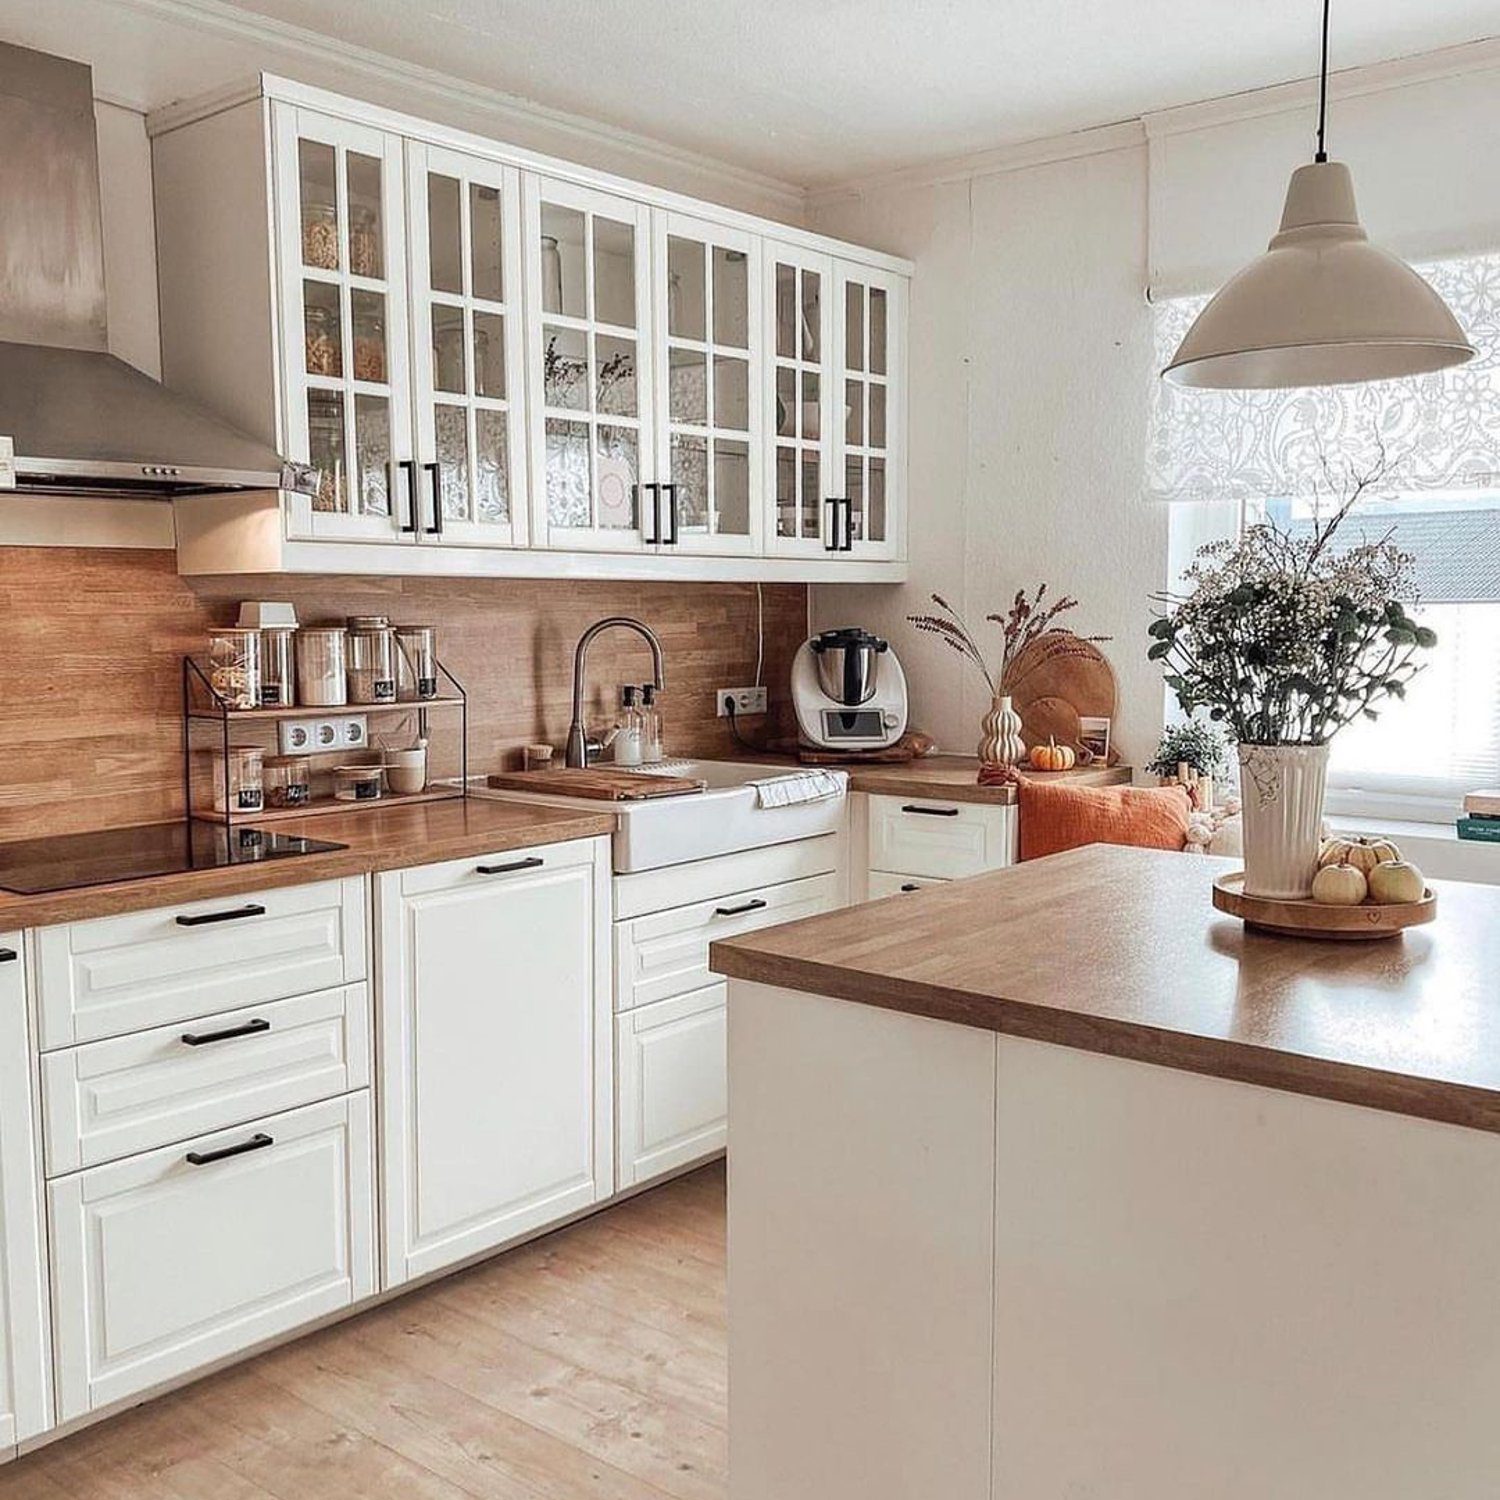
xmin=185 ymin=695 xmax=465 ymax=723
xmin=191 ymin=787 xmax=463 ymax=827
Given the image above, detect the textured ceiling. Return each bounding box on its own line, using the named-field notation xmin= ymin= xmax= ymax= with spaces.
xmin=214 ymin=0 xmax=1499 ymax=187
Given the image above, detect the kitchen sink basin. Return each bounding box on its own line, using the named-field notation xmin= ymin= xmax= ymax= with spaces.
xmin=470 ymin=759 xmax=846 ymax=872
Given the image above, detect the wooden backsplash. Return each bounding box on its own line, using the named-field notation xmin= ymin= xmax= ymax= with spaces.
xmin=0 ymin=547 xmax=807 ymax=840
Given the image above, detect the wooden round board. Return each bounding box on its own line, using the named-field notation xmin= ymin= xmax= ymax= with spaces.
xmin=1212 ymin=871 xmax=1437 ymax=940
xmin=1003 ymin=632 xmax=1118 ymax=763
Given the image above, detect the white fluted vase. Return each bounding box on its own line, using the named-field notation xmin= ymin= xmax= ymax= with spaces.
xmin=1236 ymin=743 xmax=1329 ymax=899
xmin=978 ymin=693 xmax=1026 ymax=768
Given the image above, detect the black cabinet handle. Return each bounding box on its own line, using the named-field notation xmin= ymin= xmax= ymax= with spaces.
xmin=398 ymin=459 xmax=419 ymax=533
xmin=715 ymin=898 xmax=769 ymax=917
xmin=661 ymin=482 xmax=679 ymax=545
xmin=899 ymin=883 xmax=921 ymax=893
xmin=181 ymin=1017 xmax=271 ymax=1047
xmin=900 ymin=804 xmax=960 ymax=817
xmin=841 ymin=496 xmax=855 ymax=552
xmin=476 ymin=856 xmax=545 ymax=875
xmin=175 ymin=903 xmax=266 ymax=927
xmin=0 ymin=948 xmax=16 ymax=963
xmin=824 ymin=496 xmax=840 ymax=552
xmin=186 ymin=1132 xmax=273 ymax=1167
xmin=639 ymin=482 xmax=660 ymax=544
xmin=423 ymin=461 xmax=444 ymax=535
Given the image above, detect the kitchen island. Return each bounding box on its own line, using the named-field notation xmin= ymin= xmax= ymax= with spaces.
xmin=710 ymin=845 xmax=1500 ymax=1500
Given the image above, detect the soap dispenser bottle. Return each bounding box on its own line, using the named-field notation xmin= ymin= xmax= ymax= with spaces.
xmin=640 ymin=683 xmax=663 ymax=764
xmin=613 ymin=685 xmax=643 ymax=766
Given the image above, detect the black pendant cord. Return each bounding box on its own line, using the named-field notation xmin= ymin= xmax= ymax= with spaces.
xmin=1315 ymin=0 xmax=1331 ymax=162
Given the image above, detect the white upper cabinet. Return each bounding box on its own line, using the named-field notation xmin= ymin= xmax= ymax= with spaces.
xmin=154 ymin=77 xmax=909 ymax=579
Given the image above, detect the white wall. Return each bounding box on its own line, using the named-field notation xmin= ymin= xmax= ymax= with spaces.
xmin=809 ymin=143 xmax=1168 ymax=766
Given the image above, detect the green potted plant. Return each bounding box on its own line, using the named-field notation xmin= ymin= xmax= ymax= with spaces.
xmin=1147 ymin=720 xmax=1231 ymax=808
xmin=1148 ymin=463 xmax=1435 ymax=898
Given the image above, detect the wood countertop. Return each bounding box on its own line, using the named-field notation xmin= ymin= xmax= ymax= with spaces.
xmin=711 ymin=844 xmax=1500 ymax=1134
xmin=842 ymin=754 xmax=1131 ymax=804
xmin=0 ymin=799 xmax=614 ymax=930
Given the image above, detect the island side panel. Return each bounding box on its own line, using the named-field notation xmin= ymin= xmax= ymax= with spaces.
xmin=991 ymin=1033 xmax=1500 ymax=1499
xmin=727 ymin=980 xmax=997 ymax=1500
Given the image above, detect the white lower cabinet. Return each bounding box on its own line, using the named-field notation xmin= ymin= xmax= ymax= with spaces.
xmin=1 ymin=936 xmax=52 ymax=1455
xmin=376 ymin=837 xmax=612 ymax=1287
xmin=866 ymin=870 xmax=946 ymax=898
xmin=860 ymin=792 xmax=1017 ymax=899
xmin=49 ymin=1092 xmax=374 ymax=1422
xmin=616 ymin=985 xmax=727 ymax=1190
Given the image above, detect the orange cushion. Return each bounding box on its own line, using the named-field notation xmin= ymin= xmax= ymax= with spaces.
xmin=1018 ymin=780 xmax=1191 ymax=862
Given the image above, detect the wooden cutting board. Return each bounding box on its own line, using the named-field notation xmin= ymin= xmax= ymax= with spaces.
xmin=487 ymin=768 xmax=707 ymax=801
xmin=1002 ymin=633 xmax=1120 ymax=764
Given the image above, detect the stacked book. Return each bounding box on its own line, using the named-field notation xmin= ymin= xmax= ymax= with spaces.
xmin=1458 ymin=790 xmax=1500 ymax=843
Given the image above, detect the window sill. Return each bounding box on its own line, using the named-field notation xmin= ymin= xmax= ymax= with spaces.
xmin=1325 ymin=814 xmax=1500 ymax=886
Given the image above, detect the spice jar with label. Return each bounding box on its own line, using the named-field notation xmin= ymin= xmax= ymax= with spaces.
xmin=395 ymin=624 xmax=438 ymax=701
xmin=333 ymin=764 xmax=384 ymax=802
xmin=211 ymin=746 xmax=265 ymax=815
xmin=347 ymin=615 xmax=397 ymax=704
xmin=259 ymin=626 xmax=296 ymax=708
xmin=207 ymin=628 xmax=261 ymax=710
xmin=263 ymin=754 xmax=311 ymax=809
xmin=296 ymin=626 xmax=348 ymax=706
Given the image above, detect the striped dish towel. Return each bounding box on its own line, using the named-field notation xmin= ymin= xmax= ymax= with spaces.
xmin=748 ymin=769 xmax=849 ymax=808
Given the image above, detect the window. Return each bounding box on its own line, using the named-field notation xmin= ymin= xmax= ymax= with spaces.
xmin=1148 ymin=254 xmax=1500 ymax=816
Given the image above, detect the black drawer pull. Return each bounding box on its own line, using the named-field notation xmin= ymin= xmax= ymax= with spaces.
xmin=181 ymin=1018 xmax=271 ymax=1047
xmin=715 ymin=898 xmax=769 ymax=917
xmin=900 ymin=804 xmax=961 ymax=817
xmin=476 ymin=856 xmax=545 ymax=875
xmin=0 ymin=948 xmax=16 ymax=963
xmin=175 ymin=903 xmax=267 ymax=928
xmin=186 ymin=1132 xmax=274 ymax=1167
xmin=900 ymin=883 xmax=921 ymax=893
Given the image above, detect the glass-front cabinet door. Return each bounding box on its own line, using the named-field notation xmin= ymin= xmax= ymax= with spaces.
xmin=407 ymin=144 xmax=528 ymax=547
xmin=524 ymin=176 xmax=656 ymax=552
xmin=652 ymin=212 xmax=761 ymax=555
xmin=272 ymin=105 xmax=413 ymax=543
xmin=834 ymin=261 xmax=904 ymax=560
xmin=764 ymin=242 xmax=837 ymax=557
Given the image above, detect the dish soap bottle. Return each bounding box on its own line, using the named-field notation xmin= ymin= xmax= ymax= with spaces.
xmin=640 ymin=683 xmax=663 ymax=764
xmin=613 ymin=685 xmax=643 ymax=766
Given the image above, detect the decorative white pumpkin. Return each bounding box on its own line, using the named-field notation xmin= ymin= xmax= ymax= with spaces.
xmin=1367 ymin=860 xmax=1427 ymax=905
xmin=1310 ymin=861 xmax=1368 ymax=906
xmin=1318 ymin=835 xmax=1401 ymax=876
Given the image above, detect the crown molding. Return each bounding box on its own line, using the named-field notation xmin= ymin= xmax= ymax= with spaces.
xmin=102 ymin=0 xmax=808 ymax=216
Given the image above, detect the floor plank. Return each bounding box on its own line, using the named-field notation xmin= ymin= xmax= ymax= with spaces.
xmin=0 ymin=1163 xmax=726 ymax=1500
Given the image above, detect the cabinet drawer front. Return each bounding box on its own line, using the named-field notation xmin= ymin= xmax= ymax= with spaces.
xmin=867 ymin=795 xmax=1014 ymax=880
xmin=614 ymin=834 xmax=840 ymax=921
xmin=36 ymin=878 xmax=367 ymax=1050
xmin=616 ymin=871 xmax=839 ymax=1012
xmin=395 ymin=836 xmax=603 ymax=897
xmin=42 ymin=985 xmax=371 ymax=1175
xmin=616 ymin=986 xmax=726 ymax=1190
xmin=867 ymin=870 xmax=948 ymax=899
xmin=49 ymin=1093 xmax=374 ymax=1422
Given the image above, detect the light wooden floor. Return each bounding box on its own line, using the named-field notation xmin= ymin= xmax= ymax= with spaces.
xmin=0 ymin=1162 xmax=727 ymax=1500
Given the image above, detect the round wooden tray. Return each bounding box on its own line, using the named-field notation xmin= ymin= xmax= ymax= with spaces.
xmin=1212 ymin=871 xmax=1437 ymax=940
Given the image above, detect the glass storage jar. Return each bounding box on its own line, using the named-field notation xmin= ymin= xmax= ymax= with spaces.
xmin=296 ymin=626 xmax=348 ymax=706
xmin=207 ymin=628 xmax=261 ymax=710
xmin=347 ymin=615 xmax=396 ymax=704
xmin=333 ymin=764 xmax=384 ymax=802
xmin=211 ymin=745 xmax=265 ymax=815
xmin=259 ymin=626 xmax=296 ymax=708
xmin=263 ymin=754 xmax=311 ymax=809
xmin=302 ymin=200 xmax=339 ymax=271
xmin=395 ymin=624 xmax=438 ymax=701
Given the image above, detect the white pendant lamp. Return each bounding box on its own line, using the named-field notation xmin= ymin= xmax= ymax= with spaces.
xmin=1162 ymin=0 xmax=1475 ymax=390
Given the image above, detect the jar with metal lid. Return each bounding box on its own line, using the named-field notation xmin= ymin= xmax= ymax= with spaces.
xmin=259 ymin=626 xmax=296 ymax=708
xmin=207 ymin=629 xmax=261 ymax=710
xmin=263 ymin=754 xmax=311 ymax=809
xmin=211 ymin=746 xmax=264 ymax=814
xmin=347 ymin=615 xmax=396 ymax=704
xmin=296 ymin=626 xmax=348 ymax=706
xmin=395 ymin=624 xmax=438 ymax=701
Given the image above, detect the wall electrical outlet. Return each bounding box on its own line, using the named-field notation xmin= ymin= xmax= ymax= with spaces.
xmin=278 ymin=714 xmax=369 ymax=755
xmin=717 ymin=686 xmax=768 ymax=718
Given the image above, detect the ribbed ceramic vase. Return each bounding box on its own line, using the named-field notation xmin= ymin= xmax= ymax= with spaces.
xmin=1236 ymin=743 xmax=1329 ymax=899
xmin=978 ymin=693 xmax=1026 ymax=768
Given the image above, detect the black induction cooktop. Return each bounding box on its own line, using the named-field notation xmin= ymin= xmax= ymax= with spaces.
xmin=0 ymin=822 xmax=348 ymax=896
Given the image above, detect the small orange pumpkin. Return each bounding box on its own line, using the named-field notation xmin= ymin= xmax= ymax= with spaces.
xmin=1028 ymin=737 xmax=1076 ymax=773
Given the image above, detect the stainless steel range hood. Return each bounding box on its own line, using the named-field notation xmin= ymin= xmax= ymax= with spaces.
xmin=0 ymin=43 xmax=305 ymax=499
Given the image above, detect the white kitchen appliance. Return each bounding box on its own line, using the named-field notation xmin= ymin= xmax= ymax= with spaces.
xmin=791 ymin=628 xmax=908 ymax=750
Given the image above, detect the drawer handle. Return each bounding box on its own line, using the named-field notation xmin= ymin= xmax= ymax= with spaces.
xmin=0 ymin=947 xmax=15 ymax=963
xmin=185 ymin=1132 xmax=274 ymax=1167
xmin=175 ymin=903 xmax=267 ymax=928
xmin=715 ymin=898 xmax=769 ymax=917
xmin=900 ymin=883 xmax=921 ymax=893
xmin=476 ymin=857 xmax=545 ymax=875
xmin=181 ymin=1017 xmax=272 ymax=1047
xmin=900 ymin=804 xmax=960 ymax=817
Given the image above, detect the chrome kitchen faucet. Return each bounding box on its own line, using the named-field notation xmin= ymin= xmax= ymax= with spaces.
xmin=566 ymin=617 xmax=665 ymax=767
